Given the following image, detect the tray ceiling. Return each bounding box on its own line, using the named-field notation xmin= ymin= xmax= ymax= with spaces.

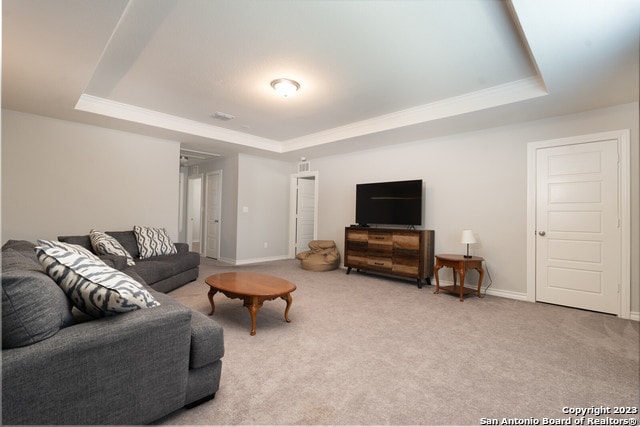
xmin=3 ymin=0 xmax=638 ymax=160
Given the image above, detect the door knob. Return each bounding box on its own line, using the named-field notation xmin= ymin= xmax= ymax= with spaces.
xmin=538 ymin=231 xmax=546 ymax=236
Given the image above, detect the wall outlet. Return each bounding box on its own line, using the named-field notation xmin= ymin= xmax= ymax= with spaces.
xmin=263 ymin=242 xmax=268 ymax=249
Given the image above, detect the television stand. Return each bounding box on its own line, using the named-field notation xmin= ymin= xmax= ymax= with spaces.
xmin=344 ymin=227 xmax=435 ymax=288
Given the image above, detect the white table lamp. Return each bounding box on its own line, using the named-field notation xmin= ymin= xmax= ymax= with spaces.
xmin=461 ymin=229 xmax=476 ymax=258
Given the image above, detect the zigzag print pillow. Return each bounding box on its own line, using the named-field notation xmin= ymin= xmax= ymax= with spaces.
xmin=90 ymin=229 xmax=136 ymax=266
xmin=36 ymin=240 xmax=160 ymax=318
xmin=133 ymin=226 xmax=177 ymax=259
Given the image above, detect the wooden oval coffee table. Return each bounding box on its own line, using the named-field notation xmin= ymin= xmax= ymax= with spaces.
xmin=205 ymin=272 xmax=296 ymax=336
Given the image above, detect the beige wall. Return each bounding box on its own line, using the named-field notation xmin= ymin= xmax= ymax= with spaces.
xmin=2 ymin=103 xmax=637 ymax=317
xmin=182 ymin=153 xmax=292 ymax=264
xmin=1 ymin=110 xmax=180 ymax=242
xmin=311 ymin=103 xmax=639 ymax=315
xmin=236 ymin=153 xmax=292 ymax=263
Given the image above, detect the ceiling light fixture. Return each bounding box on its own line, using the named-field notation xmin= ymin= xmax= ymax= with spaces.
xmin=270 ymin=78 xmax=300 ymax=97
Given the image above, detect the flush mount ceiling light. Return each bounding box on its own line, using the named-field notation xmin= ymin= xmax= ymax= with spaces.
xmin=270 ymin=78 xmax=300 ymax=97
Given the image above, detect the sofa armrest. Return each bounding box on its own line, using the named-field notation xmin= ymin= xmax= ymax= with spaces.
xmin=189 ymin=310 xmax=225 ymax=369
xmin=2 ymin=299 xmax=192 ymax=425
xmin=175 ymin=242 xmax=190 ymax=253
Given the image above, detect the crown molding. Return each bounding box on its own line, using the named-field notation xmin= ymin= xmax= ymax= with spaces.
xmin=75 ymin=94 xmax=283 ymax=152
xmin=280 ymin=75 xmax=548 ymax=152
xmin=76 ymin=75 xmax=547 ymax=154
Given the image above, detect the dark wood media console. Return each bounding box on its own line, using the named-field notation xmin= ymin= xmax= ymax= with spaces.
xmin=344 ymin=227 xmax=435 ymax=288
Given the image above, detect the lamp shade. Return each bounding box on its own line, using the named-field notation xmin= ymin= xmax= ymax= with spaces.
xmin=460 ymin=229 xmax=476 ymax=244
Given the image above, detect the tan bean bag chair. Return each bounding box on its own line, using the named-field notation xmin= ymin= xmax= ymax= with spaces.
xmin=296 ymin=240 xmax=340 ymax=271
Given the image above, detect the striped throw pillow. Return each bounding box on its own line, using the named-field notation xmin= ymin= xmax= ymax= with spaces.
xmin=36 ymin=240 xmax=159 ymax=318
xmin=89 ymin=229 xmax=135 ymax=266
xmin=133 ymin=226 xmax=177 ymax=259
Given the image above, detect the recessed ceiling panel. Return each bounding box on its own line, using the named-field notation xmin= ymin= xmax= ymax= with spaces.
xmin=85 ymin=0 xmax=537 ymax=141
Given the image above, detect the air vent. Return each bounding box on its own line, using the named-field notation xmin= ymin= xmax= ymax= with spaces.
xmin=298 ymin=161 xmax=310 ymax=172
xmin=211 ymin=111 xmax=235 ymax=121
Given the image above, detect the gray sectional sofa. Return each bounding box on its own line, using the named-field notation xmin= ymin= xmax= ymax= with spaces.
xmin=58 ymin=230 xmax=200 ymax=293
xmin=1 ymin=237 xmax=224 ymax=425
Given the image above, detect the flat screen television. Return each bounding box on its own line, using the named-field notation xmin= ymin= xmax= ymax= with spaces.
xmin=355 ymin=179 xmax=423 ymax=227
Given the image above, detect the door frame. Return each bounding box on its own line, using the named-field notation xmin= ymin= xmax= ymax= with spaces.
xmin=526 ymin=129 xmax=631 ymax=318
xmin=288 ymin=171 xmax=319 ymax=258
xmin=204 ymin=170 xmax=222 ymax=259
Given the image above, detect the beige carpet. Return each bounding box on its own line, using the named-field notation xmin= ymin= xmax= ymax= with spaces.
xmin=155 ymin=257 xmax=640 ymax=426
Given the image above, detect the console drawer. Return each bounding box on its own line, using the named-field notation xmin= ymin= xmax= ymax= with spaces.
xmin=368 ymin=232 xmax=392 ymax=245
xmin=393 ymin=233 xmax=420 ymax=250
xmin=348 ymin=255 xmax=369 ymax=268
xmin=367 ymin=257 xmax=392 ymax=270
xmin=392 ymin=262 xmax=419 ymax=276
xmin=347 ymin=230 xmax=368 ymax=243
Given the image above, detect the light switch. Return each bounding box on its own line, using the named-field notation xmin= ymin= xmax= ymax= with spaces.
xmin=242 ymin=206 xmax=249 ymax=213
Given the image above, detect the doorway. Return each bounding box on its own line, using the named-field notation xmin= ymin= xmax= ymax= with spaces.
xmin=204 ymin=170 xmax=222 ymax=259
xmin=527 ymin=130 xmax=631 ymax=318
xmin=289 ymin=172 xmax=318 ymax=257
xmin=187 ymin=175 xmax=203 ymax=254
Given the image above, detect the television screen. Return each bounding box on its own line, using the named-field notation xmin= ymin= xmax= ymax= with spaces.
xmin=355 ymin=179 xmax=423 ymax=226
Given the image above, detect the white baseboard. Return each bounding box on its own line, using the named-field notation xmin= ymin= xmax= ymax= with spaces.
xmin=484 ymin=287 xmax=529 ymax=301
xmin=231 ymin=255 xmax=290 ymax=266
xmin=214 ymin=256 xmax=237 ymax=265
xmin=204 ymin=264 xmax=640 ymax=321
xmin=436 ymin=280 xmax=528 ymax=301
xmin=435 ymin=281 xmax=640 ymax=321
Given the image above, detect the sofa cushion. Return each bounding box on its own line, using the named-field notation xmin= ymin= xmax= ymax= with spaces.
xmin=106 ymin=230 xmax=140 ymax=259
xmin=155 ymin=251 xmax=200 ymax=274
xmin=129 ymin=259 xmax=176 ymax=285
xmin=90 ymin=229 xmax=135 ymax=266
xmin=35 ymin=240 xmax=160 ymax=318
xmin=2 ymin=249 xmax=74 ymax=349
xmin=133 ymin=226 xmax=178 ymax=259
xmin=57 ymin=234 xmax=93 ymax=251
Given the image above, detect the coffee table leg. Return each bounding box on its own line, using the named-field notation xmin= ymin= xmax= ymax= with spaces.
xmin=282 ymin=293 xmax=293 ymax=323
xmin=245 ymin=296 xmax=263 ymax=336
xmin=207 ymin=288 xmax=217 ymax=315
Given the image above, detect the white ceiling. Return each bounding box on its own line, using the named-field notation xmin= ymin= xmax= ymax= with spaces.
xmin=3 ymin=0 xmax=639 ymax=163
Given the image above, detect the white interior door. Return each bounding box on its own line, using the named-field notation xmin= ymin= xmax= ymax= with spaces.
xmin=535 ymin=140 xmax=620 ymax=314
xmin=205 ymin=171 xmax=222 ymax=259
xmin=295 ymin=176 xmax=316 ymax=255
xmin=187 ymin=176 xmax=202 ymax=253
